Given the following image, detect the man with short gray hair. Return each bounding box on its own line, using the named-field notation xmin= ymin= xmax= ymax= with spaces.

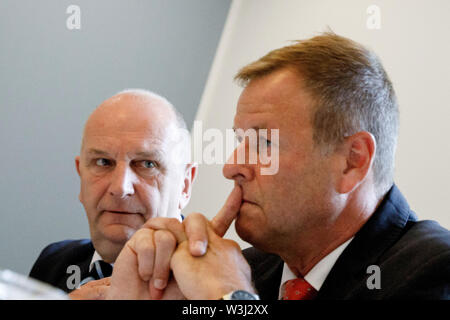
xmin=29 ymin=89 xmax=197 ymax=299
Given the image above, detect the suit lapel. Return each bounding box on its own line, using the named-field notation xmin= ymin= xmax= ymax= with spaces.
xmin=243 ymin=247 xmax=284 ymax=300
xmin=57 ymin=242 xmax=95 ymax=292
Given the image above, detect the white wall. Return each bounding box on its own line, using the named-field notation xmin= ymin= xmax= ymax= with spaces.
xmin=184 ymin=0 xmax=450 ymax=249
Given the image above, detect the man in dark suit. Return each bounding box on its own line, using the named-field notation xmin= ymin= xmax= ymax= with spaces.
xmin=244 ymin=184 xmax=450 ymax=299
xmin=104 ymin=32 xmax=450 ymax=300
xmin=29 ymin=89 xmax=197 ymax=299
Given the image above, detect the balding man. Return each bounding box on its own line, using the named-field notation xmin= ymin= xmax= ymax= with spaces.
xmin=29 ymin=89 xmax=197 ymax=299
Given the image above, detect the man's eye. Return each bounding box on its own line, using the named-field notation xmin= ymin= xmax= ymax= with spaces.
xmin=96 ymin=158 xmax=111 ymax=166
xmin=139 ymin=160 xmax=156 ymax=169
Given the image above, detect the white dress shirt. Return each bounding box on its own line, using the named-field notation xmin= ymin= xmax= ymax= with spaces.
xmin=278 ymin=237 xmax=353 ymax=299
xmin=89 ymin=251 xmax=114 ymax=272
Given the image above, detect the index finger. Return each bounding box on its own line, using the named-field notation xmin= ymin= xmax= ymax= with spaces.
xmin=182 ymin=186 xmax=242 ymax=256
xmin=211 ymin=186 xmax=242 ymax=237
xmin=145 ymin=217 xmax=187 ymax=243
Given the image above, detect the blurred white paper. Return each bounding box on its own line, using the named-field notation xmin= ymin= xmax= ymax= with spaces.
xmin=0 ymin=269 xmax=68 ymax=300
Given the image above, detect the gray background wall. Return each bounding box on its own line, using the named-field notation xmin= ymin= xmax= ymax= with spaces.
xmin=0 ymin=0 xmax=231 ymax=275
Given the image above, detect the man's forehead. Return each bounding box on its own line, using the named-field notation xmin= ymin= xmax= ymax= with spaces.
xmin=87 ymin=91 xmax=175 ymax=128
xmin=82 ymin=96 xmax=177 ymax=142
xmin=234 ymin=70 xmax=312 ymax=130
xmin=83 ymin=145 xmax=167 ymax=159
xmin=84 ymin=115 xmax=170 ymax=137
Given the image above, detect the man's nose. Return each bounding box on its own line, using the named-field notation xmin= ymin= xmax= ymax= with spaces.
xmin=108 ymin=163 xmax=136 ymax=198
xmin=222 ymin=143 xmax=254 ymax=183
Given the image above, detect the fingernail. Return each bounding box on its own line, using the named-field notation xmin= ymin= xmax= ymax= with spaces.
xmin=154 ymin=279 xmax=166 ymax=290
xmin=193 ymin=241 xmax=206 ymax=255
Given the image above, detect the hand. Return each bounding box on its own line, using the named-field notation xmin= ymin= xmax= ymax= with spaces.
xmin=107 ymin=186 xmax=244 ymax=300
xmin=146 ymin=186 xmax=243 ymax=253
xmin=106 ymin=228 xmax=184 ymax=300
xmin=69 ymin=277 xmax=111 ymax=300
xmin=137 ymin=186 xmax=243 ymax=297
xmin=170 ymin=224 xmax=255 ymax=300
xmin=151 ymin=186 xmax=255 ymax=300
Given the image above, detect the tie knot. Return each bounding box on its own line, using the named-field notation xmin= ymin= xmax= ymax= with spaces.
xmin=79 ymin=260 xmax=113 ymax=286
xmin=281 ymin=278 xmax=317 ymax=300
xmin=93 ymin=260 xmax=113 ymax=279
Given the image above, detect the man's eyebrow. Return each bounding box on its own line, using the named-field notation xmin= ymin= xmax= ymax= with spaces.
xmin=135 ymin=150 xmax=165 ymax=159
xmin=85 ymin=149 xmax=110 ymax=156
xmin=232 ymin=125 xmax=269 ymax=132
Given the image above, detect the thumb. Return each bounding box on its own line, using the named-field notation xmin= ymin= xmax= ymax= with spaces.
xmin=211 ymin=186 xmax=242 ymax=237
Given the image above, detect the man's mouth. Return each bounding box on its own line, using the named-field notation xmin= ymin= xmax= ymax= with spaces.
xmin=104 ymin=210 xmax=142 ymax=215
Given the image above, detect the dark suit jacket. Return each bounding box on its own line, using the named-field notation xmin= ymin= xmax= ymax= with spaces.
xmin=29 ymin=214 xmax=185 ymax=292
xmin=243 ymin=185 xmax=450 ymax=299
xmin=29 ymin=239 xmax=95 ymax=293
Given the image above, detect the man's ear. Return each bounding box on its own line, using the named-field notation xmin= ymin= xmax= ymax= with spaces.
xmin=75 ymin=156 xmax=81 ymax=177
xmin=75 ymin=156 xmax=83 ymax=203
xmin=178 ymin=163 xmax=198 ymax=210
xmin=336 ymin=131 xmax=376 ymax=194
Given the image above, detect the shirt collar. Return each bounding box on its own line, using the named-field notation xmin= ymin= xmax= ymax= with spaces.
xmin=278 ymin=237 xmax=353 ymax=299
xmin=89 ymin=251 xmax=114 ymax=272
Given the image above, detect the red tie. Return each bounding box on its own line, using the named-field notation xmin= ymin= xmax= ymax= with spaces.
xmin=281 ymin=278 xmax=317 ymax=300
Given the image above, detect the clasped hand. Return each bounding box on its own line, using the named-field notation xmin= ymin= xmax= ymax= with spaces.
xmin=105 ymin=186 xmax=255 ymax=300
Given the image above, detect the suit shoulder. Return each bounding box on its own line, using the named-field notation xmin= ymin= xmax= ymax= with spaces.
xmin=383 ymin=220 xmax=450 ymax=265
xmin=34 ymin=239 xmax=93 ymax=264
xmin=395 ymin=220 xmax=450 ymax=256
xmin=29 ymin=239 xmax=93 ymax=279
xmin=380 ymin=220 xmax=450 ymax=298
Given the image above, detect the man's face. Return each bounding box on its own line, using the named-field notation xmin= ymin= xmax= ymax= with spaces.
xmin=75 ymin=95 xmax=186 ymax=262
xmin=223 ymin=68 xmax=338 ymax=253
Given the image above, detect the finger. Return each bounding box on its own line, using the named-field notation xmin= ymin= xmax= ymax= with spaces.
xmin=69 ymin=284 xmax=109 ymax=300
xmin=92 ymin=285 xmax=110 ymax=300
xmin=211 ymin=186 xmax=242 ymax=237
xmin=152 ymin=230 xmax=177 ymax=290
xmin=84 ymin=277 xmax=111 ymax=287
xmin=145 ymin=217 xmax=187 ymax=243
xmin=184 ymin=212 xmax=209 ymax=256
xmin=149 ymin=280 xmax=164 ymax=300
xmin=133 ymin=228 xmax=156 ymax=282
xmin=102 ymin=276 xmax=111 ymax=286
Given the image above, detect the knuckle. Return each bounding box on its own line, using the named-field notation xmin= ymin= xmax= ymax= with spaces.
xmin=154 ymin=230 xmax=176 ymax=247
xmin=137 ymin=238 xmax=155 ymax=256
xmin=185 ymin=212 xmax=206 ymax=223
xmin=134 ymin=227 xmax=153 ymax=239
xmin=145 ymin=217 xmax=165 ymax=228
xmin=223 ymin=239 xmax=241 ymax=250
xmin=166 ymin=218 xmax=183 ymax=231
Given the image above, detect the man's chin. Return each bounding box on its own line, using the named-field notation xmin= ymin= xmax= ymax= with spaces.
xmin=235 ymin=216 xmax=257 ymax=244
xmin=101 ymin=225 xmax=138 ymax=244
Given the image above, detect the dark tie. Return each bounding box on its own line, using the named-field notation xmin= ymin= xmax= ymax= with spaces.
xmin=281 ymin=278 xmax=318 ymax=300
xmin=79 ymin=260 xmax=113 ymax=286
